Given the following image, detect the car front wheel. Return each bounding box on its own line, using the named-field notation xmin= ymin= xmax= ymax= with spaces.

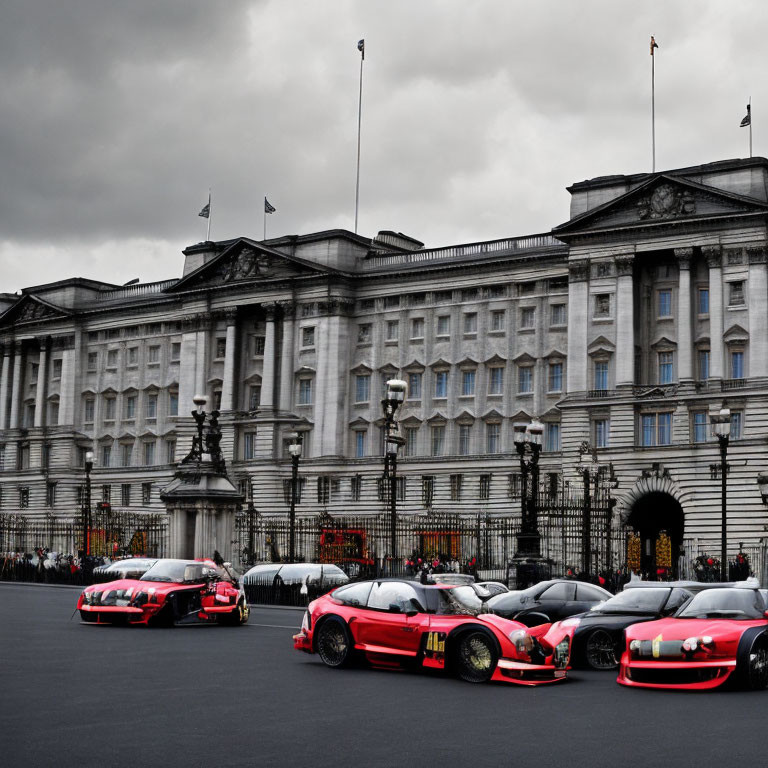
xmin=585 ymin=629 xmax=619 ymax=670
xmin=454 ymin=631 xmax=498 ymax=683
xmin=744 ymin=641 xmax=768 ymax=690
xmin=315 ymin=618 xmax=353 ymax=668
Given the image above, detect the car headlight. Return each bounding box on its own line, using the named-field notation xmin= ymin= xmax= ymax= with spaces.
xmin=509 ymin=629 xmax=534 ymax=653
xmin=683 ymin=636 xmax=714 ymax=652
xmin=81 ymin=591 xmax=91 ymax=605
xmin=629 ymin=640 xmax=641 ymax=651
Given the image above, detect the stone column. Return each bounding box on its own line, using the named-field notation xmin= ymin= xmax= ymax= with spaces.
xmin=34 ymin=337 xmax=49 ymax=428
xmin=58 ymin=340 xmax=76 ymax=425
xmin=9 ymin=341 xmax=24 ymax=429
xmin=0 ymin=343 xmax=11 ymax=430
xmin=674 ymin=248 xmax=693 ymax=383
xmin=279 ymin=302 xmax=296 ymax=411
xmin=748 ymin=245 xmax=768 ymax=378
xmin=565 ymin=260 xmax=589 ymax=394
xmin=195 ymin=317 xmax=209 ymax=399
xmin=703 ymin=245 xmax=723 ymax=380
xmin=178 ymin=315 xmax=199 ymax=412
xmin=220 ymin=309 xmax=238 ymax=411
xmin=260 ymin=304 xmax=277 ymax=410
xmin=615 ymin=254 xmax=635 ymax=388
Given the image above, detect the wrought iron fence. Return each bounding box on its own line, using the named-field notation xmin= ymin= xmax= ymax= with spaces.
xmin=0 ymin=510 xmax=169 ymax=585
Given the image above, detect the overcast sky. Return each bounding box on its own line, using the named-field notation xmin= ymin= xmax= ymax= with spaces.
xmin=1 ymin=1 xmax=764 ymax=292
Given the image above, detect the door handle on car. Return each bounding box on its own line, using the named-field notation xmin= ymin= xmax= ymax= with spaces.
xmin=401 ymin=626 xmax=416 ymax=632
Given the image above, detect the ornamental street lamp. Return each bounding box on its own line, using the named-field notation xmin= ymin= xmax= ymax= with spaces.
xmin=513 ymin=419 xmax=544 ymax=560
xmin=287 ymin=432 xmax=303 ymax=563
xmin=710 ymin=406 xmax=731 ymax=581
xmin=382 ymin=379 xmax=407 ymax=565
xmin=82 ymin=450 xmax=94 ymax=560
xmin=192 ymin=394 xmax=208 ymax=459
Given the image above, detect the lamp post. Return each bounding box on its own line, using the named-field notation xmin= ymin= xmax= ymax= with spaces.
xmin=512 ymin=420 xmax=544 ymax=560
xmin=710 ymin=407 xmax=731 ymax=581
xmin=82 ymin=450 xmax=94 ymax=560
xmin=192 ymin=394 xmax=208 ymax=459
xmin=382 ymin=379 xmax=407 ymax=565
xmin=287 ymin=432 xmax=303 ymax=563
xmin=757 ymin=473 xmax=768 ymax=505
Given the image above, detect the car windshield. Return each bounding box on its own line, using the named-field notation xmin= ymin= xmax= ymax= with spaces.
xmin=140 ymin=560 xmax=217 ymax=583
xmin=590 ymin=588 xmax=670 ymax=615
xmin=435 ymin=586 xmax=484 ymax=616
xmin=109 ymin=559 xmax=155 ymax=571
xmin=676 ymin=589 xmax=765 ymax=620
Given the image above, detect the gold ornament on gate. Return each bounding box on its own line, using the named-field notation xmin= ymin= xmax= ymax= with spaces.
xmin=627 ymin=532 xmax=642 ymax=573
xmin=656 ymin=531 xmax=672 ymax=569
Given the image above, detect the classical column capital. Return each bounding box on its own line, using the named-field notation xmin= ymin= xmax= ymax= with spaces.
xmin=702 ymin=245 xmax=722 ymax=268
xmin=277 ymin=300 xmax=297 ymax=318
xmin=747 ymin=244 xmax=768 ymax=264
xmin=223 ymin=307 xmax=239 ymax=325
xmin=262 ymin=302 xmax=278 ymax=321
xmin=36 ymin=335 xmax=51 ymax=351
xmin=614 ymin=254 xmax=635 ymax=277
xmin=568 ymin=259 xmax=590 ymax=283
xmin=673 ymin=247 xmax=694 ymax=268
xmin=13 ymin=339 xmax=24 ymax=355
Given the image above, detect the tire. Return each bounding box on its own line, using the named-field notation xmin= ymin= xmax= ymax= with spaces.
xmin=315 ymin=618 xmax=353 ymax=668
xmin=454 ymin=631 xmax=499 ymax=683
xmin=743 ymin=640 xmax=768 ymax=691
xmin=220 ymin=600 xmax=249 ymax=626
xmin=585 ymin=629 xmax=619 ymax=670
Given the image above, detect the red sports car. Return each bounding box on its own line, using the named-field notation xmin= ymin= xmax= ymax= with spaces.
xmin=293 ymin=579 xmax=571 ymax=684
xmin=618 ymin=584 xmax=768 ymax=690
xmin=77 ymin=558 xmax=249 ymax=626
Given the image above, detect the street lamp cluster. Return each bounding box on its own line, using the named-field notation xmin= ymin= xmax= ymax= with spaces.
xmin=382 ymin=379 xmax=407 ymax=562
xmin=710 ymin=406 xmax=731 ymax=582
xmin=512 ymin=420 xmax=544 ymax=562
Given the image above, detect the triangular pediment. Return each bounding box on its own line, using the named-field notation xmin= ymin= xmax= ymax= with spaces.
xmin=456 ymin=409 xmax=476 ymax=424
xmin=0 ymin=294 xmax=73 ymax=327
xmin=554 ymin=175 xmax=768 ymax=239
xmin=588 ymin=336 xmax=615 ymax=356
xmin=724 ymin=324 xmax=749 ymax=343
xmin=168 ymin=238 xmax=338 ymax=292
xmin=511 ymin=409 xmax=533 ymax=423
xmin=482 ymin=408 xmax=504 ymax=422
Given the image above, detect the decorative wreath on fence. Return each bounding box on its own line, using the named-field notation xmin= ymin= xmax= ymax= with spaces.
xmin=627 ymin=532 xmax=642 ymax=573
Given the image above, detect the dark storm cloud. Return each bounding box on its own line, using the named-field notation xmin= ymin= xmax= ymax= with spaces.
xmin=0 ymin=1 xmax=766 ymax=290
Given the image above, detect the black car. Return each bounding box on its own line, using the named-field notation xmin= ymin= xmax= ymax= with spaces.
xmin=556 ymin=581 xmax=723 ymax=670
xmin=487 ymin=579 xmax=611 ymax=626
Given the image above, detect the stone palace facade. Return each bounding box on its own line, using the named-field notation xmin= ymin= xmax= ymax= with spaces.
xmin=2 ymin=157 xmax=768 ymax=566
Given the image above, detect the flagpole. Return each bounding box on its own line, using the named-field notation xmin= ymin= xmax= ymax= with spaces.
xmin=749 ymin=97 xmax=753 ymax=158
xmin=206 ymin=189 xmax=212 ymax=241
xmin=354 ymin=41 xmax=365 ymax=234
xmin=651 ymin=44 xmax=656 ymax=173
xmin=264 ymin=198 xmax=267 ymax=241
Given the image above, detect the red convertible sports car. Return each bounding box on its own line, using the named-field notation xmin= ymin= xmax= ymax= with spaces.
xmin=618 ymin=582 xmax=768 ymax=690
xmin=293 ymin=578 xmax=571 ymax=685
xmin=77 ymin=558 xmax=249 ymax=626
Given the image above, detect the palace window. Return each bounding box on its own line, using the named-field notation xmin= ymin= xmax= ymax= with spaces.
xmin=458 ymin=424 xmax=471 ymax=455
xmin=450 ymin=474 xmax=463 ymax=501
xmin=404 ymin=427 xmax=418 ymax=457
xmin=486 ymin=423 xmax=501 ymax=454
xmin=518 ymin=366 xmax=533 ymax=394
xmin=104 ymin=397 xmax=116 ymax=421
xmin=243 ymin=432 xmax=256 ymax=460
xmin=145 ymin=394 xmax=157 ymax=420
xmin=169 ymin=391 xmax=179 ymax=416
xmin=355 ymin=374 xmax=371 ymax=403
xmin=731 ymin=350 xmax=745 ymax=379
xmin=434 ymin=371 xmax=448 ymax=398
xmin=594 ymin=360 xmax=609 ymax=391
xmin=490 ymin=310 xmax=505 ymax=331
xmin=729 ymin=281 xmax=745 ymax=306
xmin=594 ymin=294 xmax=611 ymax=318
xmin=106 ymin=350 xmax=118 ymax=368
xmin=550 ymin=304 xmax=567 ymax=326
xmin=215 ymin=338 xmax=226 ymax=358
xmin=488 ymin=367 xmax=504 ymax=395
xmin=354 ymin=430 xmax=366 ymax=458
xmin=431 ymin=425 xmax=445 ymax=456
xmin=548 ymin=362 xmax=563 ymax=392
xmin=545 ymin=423 xmax=561 ymax=452
xmin=101 ymin=444 xmax=112 ymax=467
xmin=640 ymin=412 xmax=672 ymax=446
xmin=698 ymin=288 xmax=709 ymax=315
xmin=87 ymin=352 xmax=98 ymax=371
xmin=121 ymin=442 xmax=133 ymax=467
xmin=165 ymin=440 xmax=176 ymax=464
xmin=386 ymin=320 xmax=399 ymax=341
xmin=658 ymin=351 xmax=674 ymax=384
xmin=298 ymin=378 xmax=313 ymax=405
xmin=658 ymin=290 xmax=672 ymax=318
xmin=436 ymin=315 xmax=450 ymax=336
xmin=594 ymin=418 xmax=610 ymax=448
xmin=698 ymin=350 xmax=710 ymax=380
xmin=407 ymin=372 xmax=422 ymax=399
xmin=249 ymin=384 xmax=261 ymax=410
xmin=126 ymin=347 xmax=138 ymax=366
xmin=410 ymin=318 xmax=424 ymax=339
xmin=170 ymin=342 xmax=181 ymax=361
xmin=461 ymin=370 xmax=475 ymax=397
xmin=143 ymin=441 xmax=155 ymax=466
xmin=142 ymin=483 xmax=152 ymax=505
xmin=479 ymin=474 xmax=491 ymax=500
xmin=520 ymin=307 xmax=535 ymax=329
xmin=692 ymin=411 xmax=708 ymax=443
xmin=357 ymin=324 xmax=372 ymax=344
xmin=421 ymin=476 xmax=434 ymax=507
xmin=84 ymin=398 xmax=95 ymax=424
xmin=463 ymin=313 xmax=477 ymax=335
xmin=147 ymin=345 xmax=160 ymax=364
xmin=121 ymin=484 xmax=131 ymax=507
xmin=302 ymin=327 xmax=315 ymax=347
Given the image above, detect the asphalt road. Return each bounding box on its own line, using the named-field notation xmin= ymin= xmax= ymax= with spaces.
xmin=1 ymin=583 xmax=764 ymax=768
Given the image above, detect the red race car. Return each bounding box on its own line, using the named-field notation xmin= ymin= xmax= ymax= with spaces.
xmin=77 ymin=558 xmax=249 ymax=627
xmin=618 ymin=582 xmax=768 ymax=690
xmin=293 ymin=578 xmax=571 ymax=685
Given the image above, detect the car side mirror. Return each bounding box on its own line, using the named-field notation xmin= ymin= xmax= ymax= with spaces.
xmin=405 ymin=609 xmax=419 ymax=618
xmin=388 ymin=603 xmax=402 ymax=614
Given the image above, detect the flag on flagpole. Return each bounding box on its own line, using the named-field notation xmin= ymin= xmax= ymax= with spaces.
xmin=198 ymin=201 xmax=210 ymax=218
xmin=741 ymin=104 xmax=751 ymax=127
xmin=357 ymin=39 xmax=365 ymax=60
xmin=650 ymin=35 xmax=658 ymax=55
xmin=264 ymin=197 xmax=276 ymax=214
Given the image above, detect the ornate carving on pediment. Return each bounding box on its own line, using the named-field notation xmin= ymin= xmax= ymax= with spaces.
xmin=636 ymin=184 xmax=696 ymax=220
xmin=17 ymin=301 xmax=59 ymax=323
xmin=216 ymin=247 xmax=273 ymax=283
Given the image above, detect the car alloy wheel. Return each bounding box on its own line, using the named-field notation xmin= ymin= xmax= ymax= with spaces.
xmin=316 ymin=619 xmax=352 ymax=668
xmin=456 ymin=631 xmax=498 ymax=683
xmin=585 ymin=629 xmax=619 ymax=670
xmin=747 ymin=644 xmax=768 ymax=690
